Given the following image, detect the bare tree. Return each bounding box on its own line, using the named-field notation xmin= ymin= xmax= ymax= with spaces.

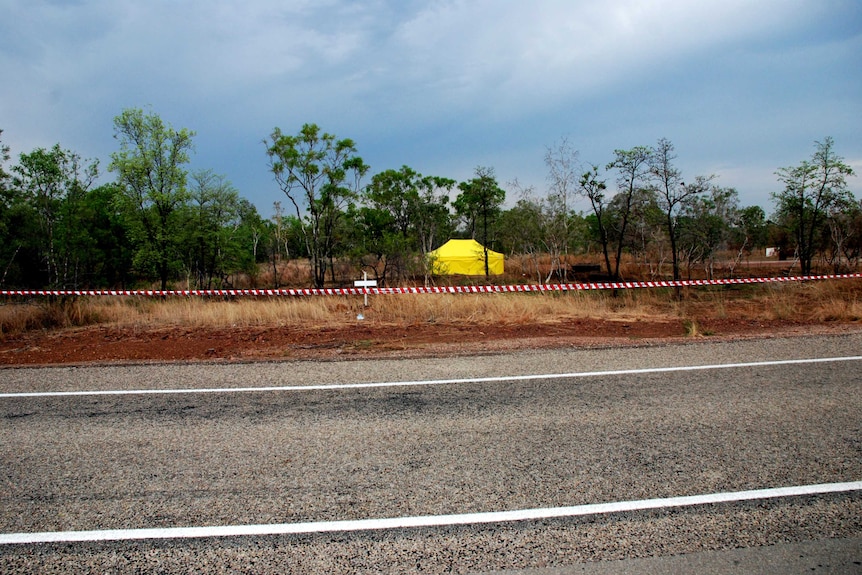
xmin=544 ymin=138 xmax=580 ymax=279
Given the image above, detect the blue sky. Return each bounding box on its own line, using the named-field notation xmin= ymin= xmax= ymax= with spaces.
xmin=2 ymin=0 xmax=860 ymax=217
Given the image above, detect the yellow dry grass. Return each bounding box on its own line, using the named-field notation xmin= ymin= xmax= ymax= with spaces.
xmin=1 ymin=279 xmax=860 ymax=336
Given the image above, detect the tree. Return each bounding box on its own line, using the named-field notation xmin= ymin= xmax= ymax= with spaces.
xmin=577 ymin=164 xmax=611 ymax=276
xmin=500 ymin=178 xmax=590 ymax=284
xmin=648 ymin=138 xmax=712 ymax=281
xmin=496 ymin=184 xmax=545 ymax=282
xmin=677 ymin=186 xmax=739 ymax=278
xmin=12 ymin=144 xmax=98 ymax=287
xmin=74 ymin=183 xmax=135 ymax=288
xmin=0 ymin=129 xmax=10 ymax=198
xmin=178 ymin=170 xmax=247 ymax=288
xmin=0 ymin=130 xmax=30 ymax=287
xmin=266 ymin=124 xmax=368 ymax=288
xmin=735 ymin=206 xmax=769 ymax=253
xmin=109 ymin=108 xmax=195 ymax=289
xmin=623 ymin=186 xmax=664 ymax=273
xmin=410 ymin=175 xmax=456 ymax=258
xmin=361 ymin=166 xmax=455 ymax=284
xmin=454 ymin=166 xmax=506 ymax=278
xmin=773 ymin=137 xmax=855 ymax=275
xmin=824 ymin=195 xmax=861 ymax=273
xmin=1 ymin=130 xmax=17 ymax=281
xmin=229 ymin=198 xmax=269 ymax=284
xmin=606 ymin=146 xmax=652 ymax=279
xmin=543 ymin=138 xmax=581 ymax=279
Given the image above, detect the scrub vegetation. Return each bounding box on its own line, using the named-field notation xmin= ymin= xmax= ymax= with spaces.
xmin=1 ymin=113 xmax=858 ymax=296
xmin=2 ymin=277 xmax=860 ymax=337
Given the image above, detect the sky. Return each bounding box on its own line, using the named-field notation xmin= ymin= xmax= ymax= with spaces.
xmin=1 ymin=0 xmax=860 ymax=218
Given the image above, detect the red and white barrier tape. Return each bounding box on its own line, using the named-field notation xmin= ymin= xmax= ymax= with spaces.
xmin=1 ymin=273 xmax=860 ymax=298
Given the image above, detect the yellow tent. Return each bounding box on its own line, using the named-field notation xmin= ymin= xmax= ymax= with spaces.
xmin=428 ymin=239 xmax=504 ymax=275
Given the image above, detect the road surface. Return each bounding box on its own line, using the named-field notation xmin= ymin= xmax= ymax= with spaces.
xmin=1 ymin=334 xmax=861 ymax=573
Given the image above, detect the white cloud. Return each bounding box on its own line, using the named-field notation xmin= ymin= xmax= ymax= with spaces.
xmin=371 ymin=0 xmax=826 ymax=120
xmin=1 ymin=0 xmax=858 ymax=213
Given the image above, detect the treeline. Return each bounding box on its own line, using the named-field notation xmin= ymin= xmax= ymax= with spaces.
xmin=0 ymin=109 xmax=858 ymax=290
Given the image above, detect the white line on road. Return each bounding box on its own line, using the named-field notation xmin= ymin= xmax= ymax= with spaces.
xmin=1 ymin=356 xmax=860 ymax=398
xmin=1 ymin=481 xmax=860 ymax=545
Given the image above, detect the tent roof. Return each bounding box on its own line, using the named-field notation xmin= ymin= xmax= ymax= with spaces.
xmin=430 ymin=239 xmax=502 ymax=257
xmin=428 ymin=239 xmax=504 ymax=275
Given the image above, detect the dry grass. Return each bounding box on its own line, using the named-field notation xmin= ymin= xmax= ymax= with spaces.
xmin=0 ymin=290 xmax=668 ymax=335
xmin=1 ymin=279 xmax=860 ymax=337
xmin=368 ymin=290 xmax=670 ymax=326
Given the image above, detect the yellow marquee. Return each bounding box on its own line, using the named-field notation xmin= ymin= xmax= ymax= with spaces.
xmin=428 ymin=239 xmax=504 ymax=276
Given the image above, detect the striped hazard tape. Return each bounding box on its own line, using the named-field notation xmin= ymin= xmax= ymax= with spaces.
xmin=1 ymin=273 xmax=860 ymax=297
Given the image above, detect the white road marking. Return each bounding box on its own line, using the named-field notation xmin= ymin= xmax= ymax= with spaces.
xmin=1 ymin=481 xmax=860 ymax=545
xmin=1 ymin=356 xmax=860 ymax=398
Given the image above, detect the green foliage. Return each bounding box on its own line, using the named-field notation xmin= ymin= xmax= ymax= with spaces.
xmin=577 ymin=165 xmax=611 ymax=275
xmin=10 ymin=144 xmax=99 ymax=288
xmin=0 ymin=129 xmax=10 ymax=187
xmin=356 ymin=166 xmax=455 ymax=284
xmin=678 ymin=186 xmax=740 ymax=278
xmin=496 ymin=196 xmax=544 ymax=257
xmin=496 ymin=182 xmax=590 ymax=283
xmin=109 ymin=108 xmax=196 ymax=289
xmin=175 ymin=170 xmax=258 ymax=288
xmin=454 ymin=166 xmax=506 ymax=278
xmin=606 ymin=146 xmax=652 ymax=279
xmin=773 ymin=137 xmax=855 ymax=275
xmin=3 ymin=117 xmax=860 ymax=292
xmin=736 ymin=205 xmax=769 ymax=251
xmin=75 ymin=183 xmax=135 ymax=287
xmin=823 ymin=195 xmax=862 ymax=272
xmin=266 ymin=123 xmax=369 ymax=287
xmin=649 ymin=138 xmax=713 ymax=280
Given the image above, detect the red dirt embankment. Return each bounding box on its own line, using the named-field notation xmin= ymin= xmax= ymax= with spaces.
xmin=1 ymin=317 xmax=858 ymax=366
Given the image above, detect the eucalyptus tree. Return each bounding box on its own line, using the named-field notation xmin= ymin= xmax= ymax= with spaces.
xmin=361 ymin=165 xmax=455 ymax=284
xmin=0 ymin=129 xmax=10 ymax=198
xmin=413 ymin=177 xmax=456 ymax=257
xmin=543 ymin=138 xmax=581 ymax=278
xmin=773 ymin=137 xmax=855 ymax=275
xmin=266 ymin=123 xmax=368 ymax=287
xmin=0 ymin=129 xmax=16 ymax=286
xmin=109 ymin=108 xmax=195 ymax=289
xmin=74 ymin=183 xmax=134 ymax=288
xmin=454 ymin=166 xmax=506 ymax=278
xmin=606 ymin=146 xmax=651 ymax=279
xmin=496 ymin=181 xmax=546 ymax=283
xmin=624 ymin=186 xmax=665 ymax=271
xmin=179 ymin=170 xmax=247 ymax=288
xmin=577 ymin=164 xmax=611 ymax=276
xmin=824 ymin=195 xmax=862 ymax=273
xmin=734 ymin=205 xmax=769 ymax=256
xmin=677 ymin=186 xmax=739 ymax=278
xmin=366 ymin=167 xmax=455 ymax=249
xmin=12 ymin=144 xmax=98 ymax=287
xmin=648 ymin=138 xmax=712 ymax=281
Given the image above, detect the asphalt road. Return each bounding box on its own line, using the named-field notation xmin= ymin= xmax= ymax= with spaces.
xmin=1 ymin=334 xmax=861 ymax=573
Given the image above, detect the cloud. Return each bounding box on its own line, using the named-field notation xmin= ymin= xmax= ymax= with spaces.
xmin=1 ymin=0 xmax=859 ymax=214
xmin=370 ymin=1 xmax=826 ymax=119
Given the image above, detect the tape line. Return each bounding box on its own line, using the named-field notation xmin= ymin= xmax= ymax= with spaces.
xmin=1 ymin=273 xmax=860 ymax=297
